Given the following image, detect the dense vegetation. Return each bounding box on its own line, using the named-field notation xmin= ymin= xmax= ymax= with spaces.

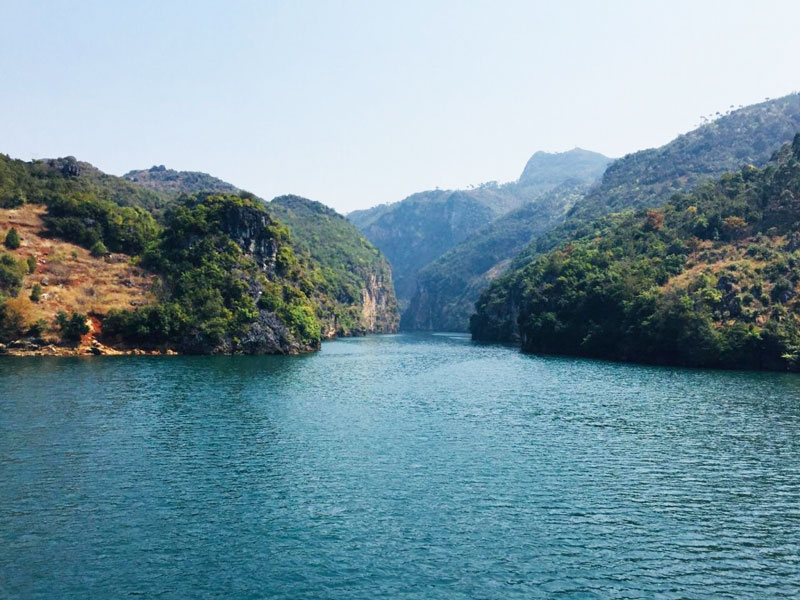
xmin=269 ymin=195 xmax=398 ymax=335
xmin=122 ymin=165 xmax=240 ymax=198
xmin=0 ymin=155 xmax=170 ymax=211
xmin=472 ymin=137 xmax=800 ymax=371
xmin=0 ymin=155 xmax=399 ymax=353
xmin=103 ymin=194 xmax=323 ymax=353
xmin=0 ymin=154 xmax=162 ymax=254
xmin=349 ymin=149 xmax=611 ymax=306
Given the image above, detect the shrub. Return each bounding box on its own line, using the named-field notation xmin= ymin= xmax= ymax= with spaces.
xmin=27 ymin=318 xmax=48 ymax=337
xmin=26 ymin=255 xmax=37 ymax=273
xmin=55 ymin=311 xmax=90 ymax=343
xmin=0 ymin=296 xmax=34 ymax=340
xmin=30 ymin=283 xmax=42 ymax=302
xmin=90 ymin=240 xmax=108 ymax=257
xmin=4 ymin=228 xmax=20 ymax=249
xmin=0 ymin=254 xmax=25 ymax=296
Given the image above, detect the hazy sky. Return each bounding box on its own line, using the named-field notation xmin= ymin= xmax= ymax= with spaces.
xmin=2 ymin=1 xmax=799 ymax=213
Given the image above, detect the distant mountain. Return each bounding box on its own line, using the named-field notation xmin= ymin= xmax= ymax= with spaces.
xmin=402 ymin=181 xmax=588 ymax=331
xmin=474 ymin=93 xmax=800 ymax=345
xmin=519 ymin=148 xmax=611 ymax=187
xmin=473 ymin=136 xmax=800 ymax=372
xmin=122 ymin=165 xmax=240 ymax=197
xmin=349 ymin=148 xmax=612 ymax=308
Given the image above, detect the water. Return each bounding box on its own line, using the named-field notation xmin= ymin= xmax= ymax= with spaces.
xmin=1 ymin=332 xmax=800 ymax=599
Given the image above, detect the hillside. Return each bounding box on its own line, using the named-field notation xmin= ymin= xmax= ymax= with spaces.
xmin=268 ymin=195 xmax=399 ymax=335
xmin=123 ymin=165 xmax=240 ymax=198
xmin=0 ymin=203 xmax=156 ymax=354
xmin=571 ymin=94 xmax=800 ymax=222
xmin=516 ymin=94 xmax=800 ymax=264
xmin=472 ymin=94 xmax=800 ymax=341
xmin=473 ymin=136 xmax=800 ymax=371
xmin=0 ymin=154 xmax=398 ymax=355
xmin=349 ymin=148 xmax=612 ymax=307
xmin=402 ymin=182 xmax=588 ymax=331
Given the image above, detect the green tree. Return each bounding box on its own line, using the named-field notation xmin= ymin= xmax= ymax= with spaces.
xmin=26 ymin=255 xmax=37 ymax=273
xmin=55 ymin=311 xmax=90 ymax=343
xmin=4 ymin=228 xmax=20 ymax=250
xmin=30 ymin=283 xmax=42 ymax=302
xmin=90 ymin=240 xmax=109 ymax=257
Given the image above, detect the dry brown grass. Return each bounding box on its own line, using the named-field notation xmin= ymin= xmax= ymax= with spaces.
xmin=1 ymin=204 xmax=156 ymax=339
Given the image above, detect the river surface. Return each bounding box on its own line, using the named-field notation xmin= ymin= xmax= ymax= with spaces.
xmin=1 ymin=332 xmax=800 ymax=599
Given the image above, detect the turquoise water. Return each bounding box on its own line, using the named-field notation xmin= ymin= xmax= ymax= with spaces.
xmin=1 ymin=332 xmax=800 ymax=599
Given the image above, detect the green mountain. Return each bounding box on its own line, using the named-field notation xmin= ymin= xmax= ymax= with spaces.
xmin=474 ymin=94 xmax=800 ymax=343
xmin=268 ymin=195 xmax=399 ymax=336
xmin=122 ymin=165 xmax=240 ymax=198
xmin=349 ymin=148 xmax=612 ymax=307
xmin=0 ymin=154 xmax=398 ymax=354
xmin=472 ymin=136 xmax=800 ymax=371
xmin=2 ymin=155 xmax=170 ymax=212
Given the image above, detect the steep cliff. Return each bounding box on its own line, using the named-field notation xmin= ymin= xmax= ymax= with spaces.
xmin=268 ymin=195 xmax=398 ymax=335
xmin=0 ymin=153 xmax=397 ymax=355
xmin=103 ymin=193 xmax=323 ymax=354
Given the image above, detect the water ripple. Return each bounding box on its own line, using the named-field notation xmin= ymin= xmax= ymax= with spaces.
xmin=1 ymin=333 xmax=799 ymax=598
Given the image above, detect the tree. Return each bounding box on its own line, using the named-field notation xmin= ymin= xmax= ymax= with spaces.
xmin=4 ymin=228 xmax=20 ymax=250
xmin=90 ymin=240 xmax=108 ymax=257
xmin=26 ymin=255 xmax=37 ymax=273
xmin=30 ymin=283 xmax=42 ymax=302
xmin=55 ymin=311 xmax=90 ymax=343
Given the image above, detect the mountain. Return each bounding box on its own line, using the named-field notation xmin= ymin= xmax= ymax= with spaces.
xmin=349 ymin=148 xmax=612 ymax=308
xmin=401 ymin=181 xmax=588 ymax=331
xmin=474 ymin=93 xmax=800 ymax=342
xmin=122 ymin=165 xmax=240 ymax=197
xmin=268 ymin=195 xmax=399 ymax=336
xmin=519 ymin=148 xmax=611 ymax=187
xmin=0 ymin=154 xmax=398 ymax=355
xmin=473 ymin=135 xmax=800 ymax=372
xmin=570 ymin=94 xmax=800 ymax=223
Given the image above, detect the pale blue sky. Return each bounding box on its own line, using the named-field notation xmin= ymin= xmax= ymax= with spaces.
xmin=2 ymin=0 xmax=799 ymax=213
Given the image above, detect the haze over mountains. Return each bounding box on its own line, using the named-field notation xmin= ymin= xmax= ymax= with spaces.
xmin=348 ymin=148 xmax=612 ymax=307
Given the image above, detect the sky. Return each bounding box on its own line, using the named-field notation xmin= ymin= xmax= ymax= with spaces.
xmin=1 ymin=1 xmax=799 ymax=214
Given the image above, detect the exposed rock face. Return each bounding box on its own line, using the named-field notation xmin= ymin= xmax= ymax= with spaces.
xmin=349 ymin=150 xmax=612 ymax=310
xmin=401 ymin=183 xmax=588 ymax=332
xmin=237 ymin=312 xmax=313 ymax=354
xmin=215 ymin=200 xmax=280 ymax=272
xmin=359 ymin=271 xmax=398 ymax=334
xmin=169 ymin=196 xmax=319 ymax=355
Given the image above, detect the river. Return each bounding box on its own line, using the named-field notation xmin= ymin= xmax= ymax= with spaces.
xmin=2 ymin=332 xmax=799 ymax=598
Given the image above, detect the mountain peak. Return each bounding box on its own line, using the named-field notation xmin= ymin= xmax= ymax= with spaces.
xmin=519 ymin=148 xmax=612 ymax=187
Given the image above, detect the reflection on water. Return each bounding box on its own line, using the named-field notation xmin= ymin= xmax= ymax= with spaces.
xmin=2 ymin=333 xmax=800 ymax=598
